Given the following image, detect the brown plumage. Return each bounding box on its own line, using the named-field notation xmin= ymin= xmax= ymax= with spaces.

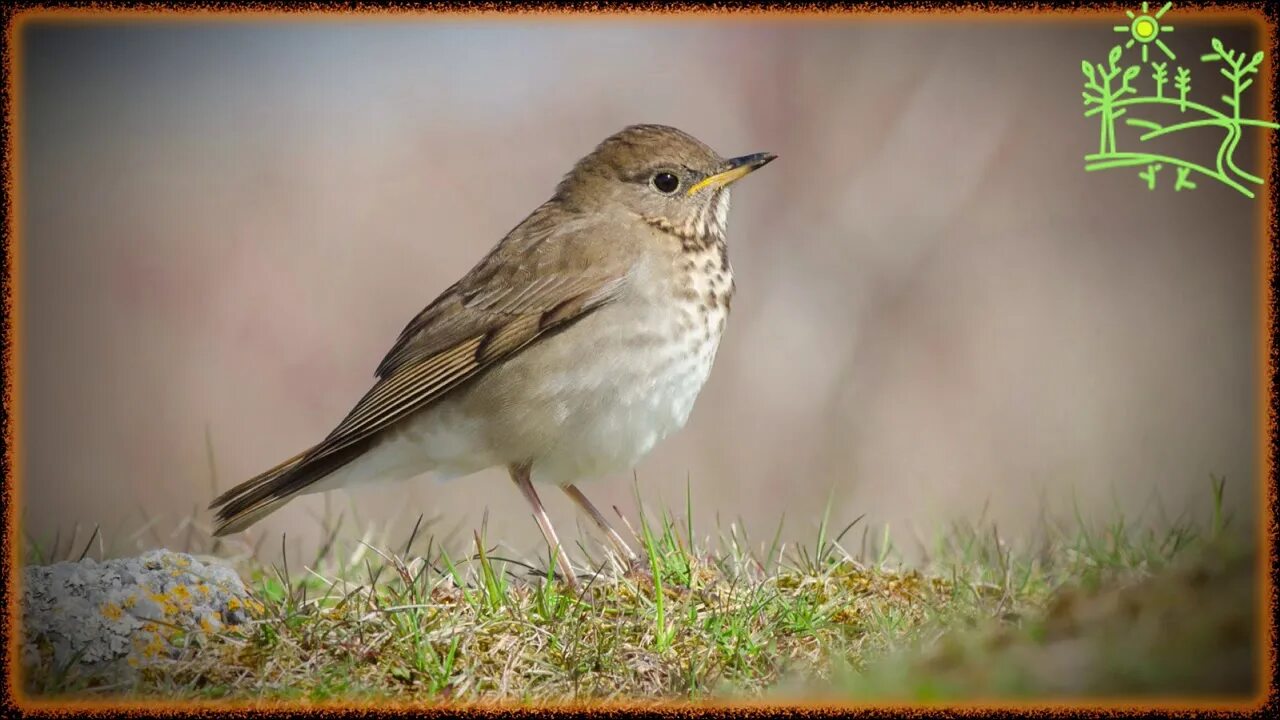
xmin=209 ymin=124 xmax=775 ymax=587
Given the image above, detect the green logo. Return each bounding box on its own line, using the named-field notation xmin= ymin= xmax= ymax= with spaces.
xmin=1083 ymin=2 xmax=1278 ymax=198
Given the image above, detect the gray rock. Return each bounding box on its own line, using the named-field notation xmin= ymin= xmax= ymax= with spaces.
xmin=21 ymin=549 xmax=261 ymax=688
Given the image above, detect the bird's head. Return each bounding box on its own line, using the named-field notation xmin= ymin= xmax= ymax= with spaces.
xmin=555 ymin=124 xmax=776 ymax=243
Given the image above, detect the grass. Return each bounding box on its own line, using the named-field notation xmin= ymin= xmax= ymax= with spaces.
xmin=19 ymin=476 xmax=1263 ymax=705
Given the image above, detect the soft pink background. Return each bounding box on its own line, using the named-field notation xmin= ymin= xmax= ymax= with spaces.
xmin=16 ymin=17 xmax=1266 ymax=565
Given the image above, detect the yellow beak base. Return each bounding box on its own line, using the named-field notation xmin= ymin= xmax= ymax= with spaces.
xmin=686 ymin=152 xmax=777 ymax=196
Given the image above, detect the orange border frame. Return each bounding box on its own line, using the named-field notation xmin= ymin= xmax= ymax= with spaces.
xmin=0 ymin=2 xmax=1275 ymax=716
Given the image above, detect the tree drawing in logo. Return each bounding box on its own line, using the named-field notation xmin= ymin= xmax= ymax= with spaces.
xmin=1083 ymin=3 xmax=1278 ymax=198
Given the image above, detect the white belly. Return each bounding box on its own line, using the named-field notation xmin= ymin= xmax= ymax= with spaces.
xmin=306 ymin=297 xmax=728 ymax=494
xmin=522 ymin=316 xmax=723 ymax=485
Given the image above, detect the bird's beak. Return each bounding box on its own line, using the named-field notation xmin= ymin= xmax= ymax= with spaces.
xmin=685 ymin=152 xmax=778 ymax=196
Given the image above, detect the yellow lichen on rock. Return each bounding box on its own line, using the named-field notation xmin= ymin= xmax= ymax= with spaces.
xmin=147 ymin=591 xmax=177 ymax=618
xmin=139 ymin=632 xmax=167 ymax=660
xmin=170 ymin=584 xmax=193 ymax=610
xmin=23 ymin=549 xmax=258 ymax=686
xmin=225 ymin=596 xmax=265 ymax=616
xmin=100 ymin=602 xmax=122 ymax=620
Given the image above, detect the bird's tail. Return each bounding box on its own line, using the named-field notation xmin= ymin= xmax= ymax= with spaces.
xmin=208 ymin=449 xmax=310 ymax=536
xmin=208 ymin=439 xmax=370 ymax=536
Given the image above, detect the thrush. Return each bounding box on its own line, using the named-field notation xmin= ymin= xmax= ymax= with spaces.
xmin=209 ymin=124 xmax=775 ymax=588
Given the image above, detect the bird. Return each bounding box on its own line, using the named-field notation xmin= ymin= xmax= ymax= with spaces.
xmin=209 ymin=124 xmax=776 ymax=588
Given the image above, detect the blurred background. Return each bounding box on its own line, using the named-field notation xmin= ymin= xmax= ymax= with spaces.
xmin=15 ymin=14 xmax=1268 ymax=566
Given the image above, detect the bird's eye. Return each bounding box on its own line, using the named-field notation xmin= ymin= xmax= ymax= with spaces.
xmin=651 ymin=172 xmax=680 ymax=194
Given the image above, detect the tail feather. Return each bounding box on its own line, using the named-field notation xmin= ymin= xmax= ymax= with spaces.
xmin=209 ymin=449 xmax=309 ymax=510
xmin=209 ymin=438 xmax=372 ymax=536
xmin=210 ymin=495 xmax=295 ymax=537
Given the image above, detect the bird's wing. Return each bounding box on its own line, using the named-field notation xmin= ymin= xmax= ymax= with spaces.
xmin=322 ymin=271 xmax=626 ymax=455
xmin=210 ymin=203 xmax=633 ymax=529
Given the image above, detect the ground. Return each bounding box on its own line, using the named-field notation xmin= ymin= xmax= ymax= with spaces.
xmin=19 ymin=477 xmax=1267 ymax=706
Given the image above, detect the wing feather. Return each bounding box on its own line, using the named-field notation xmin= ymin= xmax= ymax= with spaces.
xmin=210 ymin=200 xmax=636 ymax=534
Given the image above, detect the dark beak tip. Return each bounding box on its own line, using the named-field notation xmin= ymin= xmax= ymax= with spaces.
xmin=730 ymin=152 xmax=776 ymax=171
xmin=745 ymin=152 xmax=777 ymax=170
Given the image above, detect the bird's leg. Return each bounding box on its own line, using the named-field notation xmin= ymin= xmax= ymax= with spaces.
xmin=562 ymin=484 xmax=639 ymax=564
xmin=510 ymin=464 xmax=578 ymax=590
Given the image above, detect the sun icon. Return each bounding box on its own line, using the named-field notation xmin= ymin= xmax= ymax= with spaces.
xmin=1114 ymin=1 xmax=1176 ymax=63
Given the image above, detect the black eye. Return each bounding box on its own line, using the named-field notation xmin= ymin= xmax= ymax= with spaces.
xmin=652 ymin=172 xmax=680 ymax=194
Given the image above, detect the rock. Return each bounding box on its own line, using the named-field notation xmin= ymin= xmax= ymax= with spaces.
xmin=21 ymin=549 xmax=263 ymax=688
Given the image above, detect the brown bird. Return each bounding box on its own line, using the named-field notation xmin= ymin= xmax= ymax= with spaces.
xmin=209 ymin=124 xmax=775 ymax=588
